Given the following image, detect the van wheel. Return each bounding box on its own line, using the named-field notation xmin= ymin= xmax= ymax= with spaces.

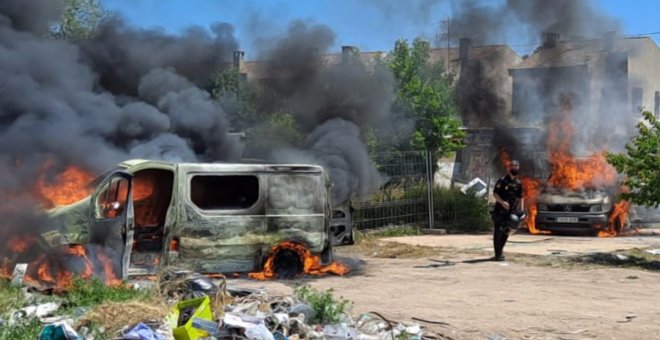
xmin=273 ymin=249 xmax=303 ymax=279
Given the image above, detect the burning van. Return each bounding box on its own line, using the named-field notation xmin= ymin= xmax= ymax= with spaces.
xmin=535 ymin=186 xmax=625 ymax=234
xmin=37 ymin=159 xmax=336 ymax=280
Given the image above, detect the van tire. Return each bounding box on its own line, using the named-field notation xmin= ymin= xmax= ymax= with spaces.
xmin=273 ymin=249 xmax=303 ymax=279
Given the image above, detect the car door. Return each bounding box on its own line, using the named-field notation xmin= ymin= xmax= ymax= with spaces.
xmin=88 ymin=171 xmax=134 ymax=280
xmin=175 ymin=164 xmax=266 ymax=273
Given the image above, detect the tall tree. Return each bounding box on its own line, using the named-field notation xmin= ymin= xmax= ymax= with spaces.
xmin=208 ymin=67 xmax=303 ymax=157
xmin=388 ymin=38 xmax=465 ymax=155
xmin=52 ymin=0 xmax=105 ymax=40
xmin=606 ymin=111 xmax=660 ymax=207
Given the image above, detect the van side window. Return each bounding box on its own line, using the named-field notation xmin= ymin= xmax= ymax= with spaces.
xmin=267 ymin=175 xmax=316 ymax=211
xmin=95 ymin=177 xmax=129 ymax=219
xmin=190 ymin=175 xmax=259 ymax=210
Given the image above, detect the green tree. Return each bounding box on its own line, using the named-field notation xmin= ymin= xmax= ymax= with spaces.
xmin=209 ymin=67 xmax=261 ymax=131
xmin=244 ymin=112 xmax=303 ymax=156
xmin=388 ymin=38 xmax=465 ymax=155
xmin=208 ymin=67 xmax=303 ymax=154
xmin=606 ymin=111 xmax=660 ymax=207
xmin=52 ymin=0 xmax=105 ymax=40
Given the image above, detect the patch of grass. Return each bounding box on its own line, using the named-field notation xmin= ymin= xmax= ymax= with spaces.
xmin=61 ymin=277 xmax=152 ymax=311
xmin=352 ymin=236 xmax=452 ymax=259
xmin=294 ymin=285 xmax=351 ymax=324
xmin=0 ymin=318 xmax=42 ymax=340
xmin=568 ymin=248 xmax=660 ymax=271
xmin=355 ymin=226 xmax=421 ymax=242
xmin=0 ymin=280 xmax=27 ymax=316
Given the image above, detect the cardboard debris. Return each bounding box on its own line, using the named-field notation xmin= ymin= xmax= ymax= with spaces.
xmin=11 ymin=263 xmax=28 ymax=287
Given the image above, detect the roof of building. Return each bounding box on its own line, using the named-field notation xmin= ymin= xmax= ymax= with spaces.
xmin=429 ymin=44 xmax=519 ymax=64
xmin=511 ymin=36 xmax=656 ymax=70
xmin=241 ymin=44 xmax=520 ymax=79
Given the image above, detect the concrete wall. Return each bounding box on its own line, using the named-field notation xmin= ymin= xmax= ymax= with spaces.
xmin=627 ymin=38 xmax=660 ymax=117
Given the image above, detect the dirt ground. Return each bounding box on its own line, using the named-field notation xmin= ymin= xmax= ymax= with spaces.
xmin=230 ymin=232 xmax=660 ymax=340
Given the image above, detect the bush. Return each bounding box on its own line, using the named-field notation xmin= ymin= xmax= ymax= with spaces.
xmin=294 ymin=285 xmax=351 ymax=325
xmin=403 ymin=185 xmax=491 ymax=233
xmin=432 ymin=187 xmax=491 ymax=233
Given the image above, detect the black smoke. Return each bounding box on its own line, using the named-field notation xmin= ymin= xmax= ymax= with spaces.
xmin=78 ymin=17 xmax=238 ymax=96
xmin=252 ymin=21 xmax=398 ymax=205
xmin=0 ymin=0 xmax=240 ymax=283
xmin=449 ymin=0 xmax=621 ymax=46
xmin=449 ymin=0 xmax=625 ymax=179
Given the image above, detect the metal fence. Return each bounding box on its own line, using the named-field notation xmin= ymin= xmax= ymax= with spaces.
xmin=352 ymin=150 xmax=434 ymax=230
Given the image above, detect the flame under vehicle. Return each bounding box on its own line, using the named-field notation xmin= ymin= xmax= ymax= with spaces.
xmin=535 ymin=186 xmax=627 ymax=235
xmin=39 ymin=160 xmax=335 ymax=279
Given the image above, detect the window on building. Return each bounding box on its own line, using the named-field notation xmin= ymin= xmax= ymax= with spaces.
xmin=631 ymin=87 xmax=643 ymax=113
xmin=190 ymin=175 xmax=259 ymax=210
xmin=654 ymin=91 xmax=659 ymax=119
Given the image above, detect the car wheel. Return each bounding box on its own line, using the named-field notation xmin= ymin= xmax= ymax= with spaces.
xmin=272 ymin=249 xmax=303 ymax=279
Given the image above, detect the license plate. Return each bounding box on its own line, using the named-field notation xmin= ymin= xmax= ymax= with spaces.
xmin=557 ymin=217 xmax=578 ymax=223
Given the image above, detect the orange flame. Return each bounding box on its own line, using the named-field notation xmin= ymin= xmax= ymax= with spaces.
xmin=500 ymin=97 xmax=629 ymax=237
xmin=38 ymin=262 xmax=54 ymax=282
xmin=8 ymin=236 xmax=35 ymax=253
xmin=520 ymin=177 xmax=550 ymax=235
xmin=0 ymin=162 xmax=126 ymax=291
xmin=36 ymin=163 xmax=94 ymax=208
xmin=249 ymin=241 xmax=349 ymax=280
xmin=1 ymin=244 xmax=124 ymax=292
xmin=598 ymin=200 xmax=631 ymax=237
xmin=97 ymin=249 xmax=122 ymax=286
xmin=546 ymin=102 xmax=618 ymax=190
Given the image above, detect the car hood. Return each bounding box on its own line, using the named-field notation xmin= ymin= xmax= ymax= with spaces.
xmin=40 ymin=197 xmax=92 ymax=247
xmin=537 ymin=187 xmax=611 ymax=205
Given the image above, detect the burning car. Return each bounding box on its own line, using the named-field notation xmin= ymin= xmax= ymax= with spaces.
xmin=535 ymin=186 xmax=628 ymax=235
xmin=37 ymin=159 xmax=339 ymax=281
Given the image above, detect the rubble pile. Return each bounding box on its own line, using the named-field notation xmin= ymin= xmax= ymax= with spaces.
xmin=0 ymin=269 xmax=442 ymax=340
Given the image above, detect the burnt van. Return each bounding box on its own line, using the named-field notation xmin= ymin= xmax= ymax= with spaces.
xmin=40 ymin=159 xmax=334 ymax=279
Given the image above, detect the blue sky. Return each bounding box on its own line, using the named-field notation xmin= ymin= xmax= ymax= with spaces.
xmin=101 ymin=0 xmax=660 ymax=59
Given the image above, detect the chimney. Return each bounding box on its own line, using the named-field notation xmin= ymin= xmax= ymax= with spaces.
xmin=341 ymin=45 xmax=356 ymax=63
xmin=542 ymin=32 xmax=560 ymax=48
xmin=604 ymin=31 xmax=616 ymax=52
xmin=459 ymin=38 xmax=472 ymax=63
xmin=232 ymin=50 xmax=244 ymax=70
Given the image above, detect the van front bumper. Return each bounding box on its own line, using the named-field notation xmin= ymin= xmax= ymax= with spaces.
xmin=536 ymin=211 xmax=609 ymax=233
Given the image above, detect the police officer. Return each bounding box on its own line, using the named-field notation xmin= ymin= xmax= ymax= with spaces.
xmin=492 ymin=160 xmax=524 ymax=261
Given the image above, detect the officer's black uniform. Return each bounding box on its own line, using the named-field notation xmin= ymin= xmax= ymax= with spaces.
xmin=492 ymin=174 xmax=523 ymax=259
